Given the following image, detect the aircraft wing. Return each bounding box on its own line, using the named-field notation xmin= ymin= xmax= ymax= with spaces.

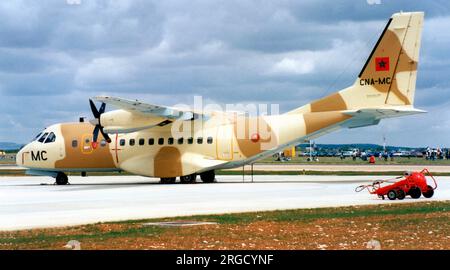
xmin=94 ymin=96 xmax=203 ymax=120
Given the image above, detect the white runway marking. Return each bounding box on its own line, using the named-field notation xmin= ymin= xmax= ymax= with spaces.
xmin=0 ymin=175 xmax=449 ymax=231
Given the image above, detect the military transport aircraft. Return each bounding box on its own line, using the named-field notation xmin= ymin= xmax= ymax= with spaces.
xmin=17 ymin=12 xmax=425 ymax=185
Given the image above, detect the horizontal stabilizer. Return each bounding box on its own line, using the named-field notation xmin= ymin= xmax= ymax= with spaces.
xmin=341 ymin=107 xmax=426 ymax=129
xmin=344 ymin=107 xmax=427 ymax=118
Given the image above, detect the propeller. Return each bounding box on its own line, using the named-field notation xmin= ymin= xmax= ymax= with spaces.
xmin=89 ymin=99 xmax=111 ymax=147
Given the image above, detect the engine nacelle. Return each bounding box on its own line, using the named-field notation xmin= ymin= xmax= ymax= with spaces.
xmin=100 ymin=109 xmax=167 ymax=133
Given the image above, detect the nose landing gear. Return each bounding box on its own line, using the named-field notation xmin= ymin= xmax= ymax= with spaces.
xmin=55 ymin=172 xmax=69 ymax=185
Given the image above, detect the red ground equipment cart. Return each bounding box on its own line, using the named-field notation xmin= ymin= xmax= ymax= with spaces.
xmin=355 ymin=169 xmax=437 ymax=200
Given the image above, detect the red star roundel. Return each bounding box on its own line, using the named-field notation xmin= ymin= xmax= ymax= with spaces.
xmin=375 ymin=57 xmax=389 ymax=71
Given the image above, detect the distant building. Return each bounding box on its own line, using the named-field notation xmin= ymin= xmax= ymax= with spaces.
xmin=283 ymin=147 xmax=296 ymax=158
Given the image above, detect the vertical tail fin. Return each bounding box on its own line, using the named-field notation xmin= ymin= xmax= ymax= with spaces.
xmin=289 ymin=12 xmax=424 ymax=114
xmin=348 ymin=11 xmax=424 ymax=108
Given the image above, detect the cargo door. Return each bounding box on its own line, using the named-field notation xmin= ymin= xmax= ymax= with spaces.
xmin=216 ymin=124 xmax=233 ymax=160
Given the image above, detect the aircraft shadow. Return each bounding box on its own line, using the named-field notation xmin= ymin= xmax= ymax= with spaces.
xmin=3 ymin=179 xmax=374 ymax=192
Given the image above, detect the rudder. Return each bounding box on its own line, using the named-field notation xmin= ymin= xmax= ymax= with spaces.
xmin=287 ymin=12 xmax=424 ymax=115
xmin=342 ymin=11 xmax=424 ymax=108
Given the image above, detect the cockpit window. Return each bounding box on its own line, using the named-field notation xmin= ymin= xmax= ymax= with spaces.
xmin=38 ymin=132 xmax=49 ymax=143
xmin=44 ymin=132 xmax=56 ymax=143
xmin=34 ymin=132 xmax=43 ymax=141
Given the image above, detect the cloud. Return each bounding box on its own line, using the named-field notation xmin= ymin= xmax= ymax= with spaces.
xmin=270 ymin=57 xmax=315 ymax=75
xmin=75 ymin=57 xmax=138 ymax=87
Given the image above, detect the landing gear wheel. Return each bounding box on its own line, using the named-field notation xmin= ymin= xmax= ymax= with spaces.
xmin=396 ymin=189 xmax=406 ymax=200
xmin=422 ymin=185 xmax=434 ymax=198
xmin=160 ymin=177 xmax=176 ymax=184
xmin=55 ymin=172 xmax=68 ymax=185
xmin=180 ymin=174 xmax=197 ymax=184
xmin=200 ymin=170 xmax=215 ymax=183
xmin=409 ymin=187 xmax=421 ymax=199
xmin=387 ymin=190 xmax=397 ymax=200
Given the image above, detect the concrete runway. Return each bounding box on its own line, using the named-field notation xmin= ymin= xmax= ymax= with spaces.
xmin=233 ymin=164 xmax=450 ymax=173
xmin=0 ymin=175 xmax=449 ymax=231
xmin=0 ymin=165 xmax=22 ymax=170
xmin=3 ymin=163 xmax=450 ymax=172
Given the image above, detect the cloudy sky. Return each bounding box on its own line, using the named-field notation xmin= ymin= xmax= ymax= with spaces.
xmin=0 ymin=0 xmax=449 ymax=147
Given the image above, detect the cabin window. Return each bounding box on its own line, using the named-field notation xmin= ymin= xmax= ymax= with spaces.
xmin=207 ymin=137 xmax=213 ymax=144
xmin=38 ymin=132 xmax=48 ymax=143
xmin=177 ymin=138 xmax=184 ymax=145
xmin=44 ymin=132 xmax=56 ymax=143
xmin=72 ymin=140 xmax=78 ymax=148
xmin=197 ymin=137 xmax=203 ymax=144
xmin=120 ymin=139 xmax=125 ymax=146
xmin=168 ymin=138 xmax=174 ymax=145
xmin=100 ymin=139 xmax=107 ymax=147
xmin=85 ymin=138 xmax=90 ymax=144
xmin=139 ymin=138 xmax=145 ymax=145
xmin=158 ymin=138 xmax=164 ymax=145
xmin=149 ymin=138 xmax=154 ymax=145
xmin=187 ymin=137 xmax=193 ymax=144
xmin=129 ymin=139 xmax=135 ymax=146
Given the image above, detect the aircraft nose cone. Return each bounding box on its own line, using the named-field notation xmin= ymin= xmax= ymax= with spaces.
xmin=16 ymin=144 xmax=28 ymax=166
xmin=16 ymin=149 xmax=23 ymax=166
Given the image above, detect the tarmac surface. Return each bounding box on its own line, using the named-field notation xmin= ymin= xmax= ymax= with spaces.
xmin=0 ymin=175 xmax=449 ymax=231
xmin=234 ymin=164 xmax=450 ymax=172
xmin=3 ymin=164 xmax=450 ymax=172
xmin=0 ymin=165 xmax=23 ymax=170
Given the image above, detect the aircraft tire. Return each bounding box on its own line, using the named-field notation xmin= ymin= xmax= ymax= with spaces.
xmin=200 ymin=170 xmax=215 ymax=183
xmin=180 ymin=174 xmax=197 ymax=184
xmin=55 ymin=172 xmax=69 ymax=185
xmin=160 ymin=177 xmax=176 ymax=184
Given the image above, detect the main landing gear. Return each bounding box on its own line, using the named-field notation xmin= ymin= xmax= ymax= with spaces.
xmin=160 ymin=177 xmax=176 ymax=184
xmin=159 ymin=170 xmax=216 ymax=184
xmin=180 ymin=173 xmax=197 ymax=184
xmin=199 ymin=170 xmax=215 ymax=183
xmin=55 ymin=172 xmax=69 ymax=185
